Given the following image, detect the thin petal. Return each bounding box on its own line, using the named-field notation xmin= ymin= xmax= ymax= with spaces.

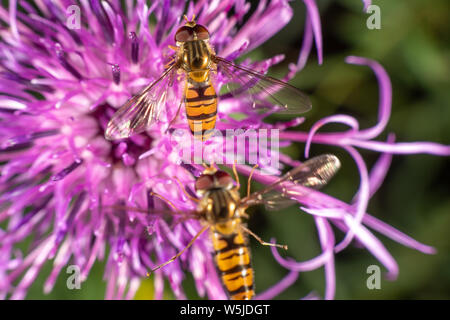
xmin=346 ymin=56 xmax=392 ymax=140
xmin=303 ymin=0 xmax=323 ymax=64
xmin=305 ymin=114 xmax=359 ymax=158
xmin=254 ymin=270 xmax=299 ymax=300
xmin=315 ymin=216 xmax=335 ymax=299
xmin=335 ymin=146 xmax=370 ymax=253
xmin=342 ymin=213 xmax=399 ymax=280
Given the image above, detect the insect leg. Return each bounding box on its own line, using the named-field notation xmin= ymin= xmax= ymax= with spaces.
xmin=173 ymin=177 xmax=200 ymax=203
xmin=150 ymin=191 xmax=183 ymax=215
xmin=232 ymin=160 xmax=240 ymax=189
xmin=149 ymin=224 xmax=210 ymax=274
xmin=247 ymin=163 xmax=259 ymax=198
xmin=240 ymin=225 xmax=288 ymax=250
xmin=164 ymin=59 xmax=174 ymax=69
xmin=165 ymin=99 xmax=184 ymax=134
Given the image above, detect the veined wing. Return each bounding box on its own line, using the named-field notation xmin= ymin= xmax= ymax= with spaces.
xmin=214 ymin=56 xmax=312 ymax=115
xmin=105 ymin=64 xmax=178 ymax=140
xmin=239 ymin=154 xmax=341 ymax=210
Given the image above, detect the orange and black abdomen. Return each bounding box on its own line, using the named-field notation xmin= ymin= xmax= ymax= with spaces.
xmin=185 ymin=77 xmax=217 ymax=140
xmin=211 ymin=228 xmax=254 ymax=300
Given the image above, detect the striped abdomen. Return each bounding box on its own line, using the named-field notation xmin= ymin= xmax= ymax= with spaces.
xmin=211 ymin=227 xmax=254 ymax=300
xmin=185 ymin=76 xmax=217 ymax=140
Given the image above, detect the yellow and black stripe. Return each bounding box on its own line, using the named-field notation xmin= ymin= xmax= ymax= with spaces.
xmin=211 ymin=228 xmax=254 ymax=300
xmin=185 ymin=79 xmax=217 ymax=140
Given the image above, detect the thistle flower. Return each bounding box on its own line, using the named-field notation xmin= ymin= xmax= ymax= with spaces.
xmin=0 ymin=0 xmax=448 ymax=301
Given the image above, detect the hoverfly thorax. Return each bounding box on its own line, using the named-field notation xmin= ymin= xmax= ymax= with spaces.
xmin=195 ymin=170 xmax=239 ymax=224
xmin=175 ymin=19 xmax=212 ymax=79
xmin=141 ymin=155 xmax=339 ymax=301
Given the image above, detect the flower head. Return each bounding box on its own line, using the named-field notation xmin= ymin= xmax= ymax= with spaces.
xmin=0 ymin=0 xmax=448 ymax=300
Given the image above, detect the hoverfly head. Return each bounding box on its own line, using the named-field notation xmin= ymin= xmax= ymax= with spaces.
xmin=195 ymin=170 xmax=234 ymax=193
xmin=175 ymin=15 xmax=210 ymax=42
xmin=212 ymin=171 xmax=234 ymax=189
xmin=195 ymin=173 xmax=214 ymax=193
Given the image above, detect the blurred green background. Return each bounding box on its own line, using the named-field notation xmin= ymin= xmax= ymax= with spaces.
xmin=24 ymin=0 xmax=449 ymax=299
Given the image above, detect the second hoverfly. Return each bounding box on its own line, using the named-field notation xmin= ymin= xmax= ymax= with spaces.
xmin=105 ymin=15 xmax=312 ymax=141
xmin=106 ymin=154 xmax=341 ymax=299
xmin=133 ymin=154 xmax=339 ymax=300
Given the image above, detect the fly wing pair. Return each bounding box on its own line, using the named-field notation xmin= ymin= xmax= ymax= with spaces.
xmin=104 ymin=56 xmax=312 ymax=141
xmin=238 ymin=154 xmax=341 ymax=211
xmin=104 ymin=65 xmax=178 ymax=140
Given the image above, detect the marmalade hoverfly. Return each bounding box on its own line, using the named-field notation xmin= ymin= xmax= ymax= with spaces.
xmin=105 ymin=15 xmax=312 ymax=141
xmin=109 ymin=154 xmax=341 ymax=300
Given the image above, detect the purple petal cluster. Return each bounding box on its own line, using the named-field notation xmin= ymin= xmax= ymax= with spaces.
xmin=0 ymin=0 xmax=448 ymax=300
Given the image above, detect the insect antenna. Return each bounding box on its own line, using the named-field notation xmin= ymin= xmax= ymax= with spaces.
xmin=183 ymin=14 xmax=196 ymax=27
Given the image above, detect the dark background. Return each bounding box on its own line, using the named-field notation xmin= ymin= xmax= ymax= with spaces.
xmin=25 ymin=0 xmax=449 ymax=299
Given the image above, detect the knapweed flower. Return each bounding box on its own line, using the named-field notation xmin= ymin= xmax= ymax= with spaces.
xmin=0 ymin=0 xmax=448 ymax=301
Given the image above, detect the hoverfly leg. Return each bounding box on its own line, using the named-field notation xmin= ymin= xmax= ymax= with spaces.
xmin=148 ymin=224 xmax=209 ymax=275
xmin=149 ymin=191 xmax=183 ymax=215
xmin=173 ymin=177 xmax=200 ymax=203
xmin=232 ymin=160 xmax=240 ymax=189
xmin=165 ymin=100 xmax=183 ymax=134
xmin=240 ymin=212 xmax=250 ymax=219
xmin=164 ymin=59 xmax=175 ymax=70
xmin=247 ymin=163 xmax=259 ymax=198
xmin=240 ymin=225 xmax=288 ymax=250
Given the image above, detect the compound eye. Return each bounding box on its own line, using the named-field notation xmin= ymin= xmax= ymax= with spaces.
xmin=214 ymin=171 xmax=234 ymax=187
xmin=193 ymin=25 xmax=210 ymax=40
xmin=195 ymin=174 xmax=214 ymax=191
xmin=175 ymin=26 xmax=194 ymax=42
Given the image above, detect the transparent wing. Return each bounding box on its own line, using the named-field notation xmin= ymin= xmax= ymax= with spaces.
xmin=214 ymin=56 xmax=312 ymax=114
xmin=105 ymin=64 xmax=178 ymax=140
xmin=239 ymin=154 xmax=341 ymax=211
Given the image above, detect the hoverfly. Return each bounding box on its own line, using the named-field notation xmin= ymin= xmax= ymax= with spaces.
xmin=104 ymin=15 xmax=312 ymax=141
xmin=111 ymin=154 xmax=341 ymax=300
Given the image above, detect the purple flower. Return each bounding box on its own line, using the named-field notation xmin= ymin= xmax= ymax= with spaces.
xmin=0 ymin=0 xmax=448 ymax=301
